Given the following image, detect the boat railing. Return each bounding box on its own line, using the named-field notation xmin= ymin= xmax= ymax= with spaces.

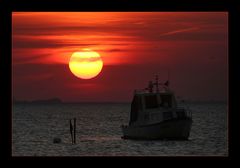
xmin=134 ymin=88 xmax=169 ymax=95
xmin=186 ymin=106 xmax=192 ymax=118
xmin=177 ymin=105 xmax=192 ymax=119
xmin=134 ymin=89 xmax=147 ymax=94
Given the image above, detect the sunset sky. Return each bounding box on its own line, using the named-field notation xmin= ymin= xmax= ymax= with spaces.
xmin=12 ymin=12 xmax=228 ymax=102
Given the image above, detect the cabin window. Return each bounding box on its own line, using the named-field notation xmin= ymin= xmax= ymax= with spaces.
xmin=160 ymin=95 xmax=172 ymax=107
xmin=144 ymin=95 xmax=158 ymax=109
xmin=150 ymin=113 xmax=160 ymax=120
xmin=129 ymin=95 xmax=141 ymax=124
xmin=144 ymin=114 xmax=149 ymax=120
xmin=176 ymin=109 xmax=186 ymax=118
xmin=163 ymin=112 xmax=173 ymax=120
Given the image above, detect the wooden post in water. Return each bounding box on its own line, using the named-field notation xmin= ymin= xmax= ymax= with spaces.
xmin=70 ymin=119 xmax=73 ymax=144
xmin=74 ymin=118 xmax=76 ymax=144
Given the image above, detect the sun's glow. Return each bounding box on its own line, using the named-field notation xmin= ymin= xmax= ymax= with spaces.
xmin=69 ymin=49 xmax=103 ymax=79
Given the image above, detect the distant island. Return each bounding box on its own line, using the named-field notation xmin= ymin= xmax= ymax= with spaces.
xmin=13 ymin=98 xmax=63 ymax=104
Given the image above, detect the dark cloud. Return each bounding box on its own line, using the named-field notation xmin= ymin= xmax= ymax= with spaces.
xmin=12 ymin=37 xmax=100 ymax=49
xmin=101 ymin=49 xmax=127 ymax=53
xmin=12 ymin=25 xmax=105 ymax=36
xmin=12 ymin=52 xmax=51 ymax=64
xmin=70 ymin=56 xmax=102 ymax=62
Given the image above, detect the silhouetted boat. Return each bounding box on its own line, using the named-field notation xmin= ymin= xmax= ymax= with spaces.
xmin=121 ymin=76 xmax=192 ymax=140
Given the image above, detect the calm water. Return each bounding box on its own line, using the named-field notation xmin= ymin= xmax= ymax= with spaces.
xmin=12 ymin=102 xmax=228 ymax=156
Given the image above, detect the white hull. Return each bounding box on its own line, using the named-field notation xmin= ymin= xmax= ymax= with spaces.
xmin=121 ymin=117 xmax=192 ymax=140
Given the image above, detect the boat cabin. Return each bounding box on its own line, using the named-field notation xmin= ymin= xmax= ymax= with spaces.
xmin=129 ymin=77 xmax=188 ymax=126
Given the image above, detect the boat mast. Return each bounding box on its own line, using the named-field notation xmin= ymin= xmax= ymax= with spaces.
xmin=148 ymin=81 xmax=153 ymax=93
xmin=155 ymin=75 xmax=159 ymax=93
xmin=168 ymin=70 xmax=170 ymax=86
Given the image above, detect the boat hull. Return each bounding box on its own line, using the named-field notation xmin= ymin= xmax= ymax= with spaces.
xmin=121 ymin=117 xmax=192 ymax=140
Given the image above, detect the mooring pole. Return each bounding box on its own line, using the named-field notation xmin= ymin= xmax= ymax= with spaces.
xmin=74 ymin=118 xmax=76 ymax=144
xmin=70 ymin=119 xmax=73 ymax=144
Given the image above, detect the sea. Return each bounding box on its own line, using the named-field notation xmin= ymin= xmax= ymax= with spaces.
xmin=12 ymin=102 xmax=228 ymax=156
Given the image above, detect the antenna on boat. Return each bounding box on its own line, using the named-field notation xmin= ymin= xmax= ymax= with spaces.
xmin=155 ymin=75 xmax=159 ymax=93
xmin=148 ymin=81 xmax=153 ymax=93
xmin=167 ymin=70 xmax=170 ymax=87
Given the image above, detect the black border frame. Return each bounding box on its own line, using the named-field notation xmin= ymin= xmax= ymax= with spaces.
xmin=1 ymin=0 xmax=239 ymax=162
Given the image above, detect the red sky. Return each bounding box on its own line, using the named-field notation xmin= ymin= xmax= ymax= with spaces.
xmin=12 ymin=12 xmax=228 ymax=102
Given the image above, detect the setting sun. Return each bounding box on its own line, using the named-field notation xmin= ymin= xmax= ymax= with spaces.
xmin=69 ymin=49 xmax=103 ymax=79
